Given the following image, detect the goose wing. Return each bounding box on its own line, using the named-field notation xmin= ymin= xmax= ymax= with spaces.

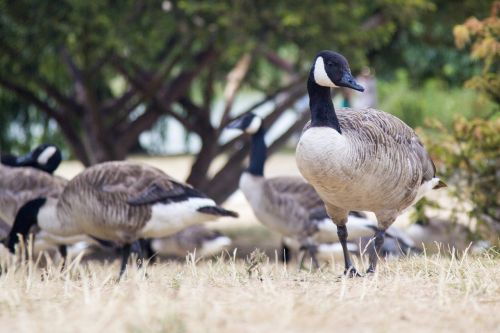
xmin=127 ymin=181 xmax=202 ymax=205
xmin=262 ymin=177 xmax=325 ymax=235
xmin=77 ymin=161 xmax=204 ymax=206
xmin=337 ymin=108 xmax=438 ymax=183
xmin=0 ymin=166 xmax=66 ymax=196
xmin=266 ymin=176 xmax=324 ymax=210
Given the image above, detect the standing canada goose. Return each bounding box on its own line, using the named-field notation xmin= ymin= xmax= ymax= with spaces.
xmin=1 ymin=143 xmax=62 ymax=174
xmin=227 ymin=113 xmax=414 ymax=267
xmin=8 ymin=161 xmax=238 ymax=278
xmin=148 ymin=225 xmax=232 ymax=258
xmin=296 ymin=50 xmax=445 ymax=275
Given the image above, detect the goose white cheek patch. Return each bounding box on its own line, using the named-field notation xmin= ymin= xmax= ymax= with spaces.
xmin=314 ymin=57 xmax=337 ymax=87
xmin=246 ymin=116 xmax=262 ymax=134
xmin=37 ymin=146 xmax=57 ymax=165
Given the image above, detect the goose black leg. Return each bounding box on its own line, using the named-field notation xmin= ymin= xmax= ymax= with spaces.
xmin=367 ymin=229 xmax=386 ymax=274
xmin=58 ymin=245 xmax=67 ymax=271
xmin=308 ymin=245 xmax=320 ymax=270
xmin=141 ymin=238 xmax=156 ymax=264
xmin=337 ymin=224 xmax=361 ymax=277
xmin=297 ymin=249 xmax=306 ymax=270
xmin=118 ymin=243 xmax=132 ymax=280
xmin=298 ymin=244 xmax=319 ymax=270
xmin=280 ymin=241 xmax=291 ymax=263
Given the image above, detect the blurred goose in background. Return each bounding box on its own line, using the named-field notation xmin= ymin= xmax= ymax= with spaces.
xmin=227 ymin=113 xmax=414 ymax=267
xmin=296 ymin=50 xmax=446 ymax=275
xmin=148 ymin=225 xmax=231 ymax=258
xmin=0 ymin=163 xmax=70 ymax=256
xmin=407 ymin=218 xmax=490 ymax=254
xmin=0 ymin=145 xmax=98 ymax=260
xmin=1 ymin=143 xmax=62 ymax=174
xmin=8 ymin=161 xmax=238 ymax=278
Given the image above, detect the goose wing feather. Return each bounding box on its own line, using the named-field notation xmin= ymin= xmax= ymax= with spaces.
xmin=127 ymin=181 xmax=198 ymax=205
xmin=266 ymin=176 xmax=324 ymax=211
xmin=336 ymin=108 xmax=437 ymax=183
xmin=263 ymin=177 xmax=324 ymax=235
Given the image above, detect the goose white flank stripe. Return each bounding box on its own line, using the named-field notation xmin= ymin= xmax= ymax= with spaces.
xmin=141 ymin=198 xmax=217 ymax=238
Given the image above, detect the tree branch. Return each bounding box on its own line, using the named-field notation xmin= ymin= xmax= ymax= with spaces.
xmin=220 ymin=53 xmax=253 ymax=125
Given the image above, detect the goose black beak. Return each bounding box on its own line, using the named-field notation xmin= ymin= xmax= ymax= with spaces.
xmin=339 ymin=72 xmax=364 ymax=92
xmin=226 ymin=117 xmax=246 ymax=130
xmin=14 ymin=152 xmax=36 ymax=166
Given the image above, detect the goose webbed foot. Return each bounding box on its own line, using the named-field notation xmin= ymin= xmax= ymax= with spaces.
xmin=344 ymin=266 xmax=362 ymax=278
xmin=58 ymin=245 xmax=67 ymax=272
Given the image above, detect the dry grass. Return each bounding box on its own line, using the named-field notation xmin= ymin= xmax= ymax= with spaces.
xmin=0 ymin=248 xmax=499 ymax=333
xmin=2 ymin=155 xmax=497 ymax=332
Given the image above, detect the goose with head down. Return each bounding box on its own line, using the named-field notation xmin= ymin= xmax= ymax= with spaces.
xmin=1 ymin=144 xmax=96 ymax=259
xmin=296 ymin=50 xmax=445 ymax=276
xmin=8 ymin=161 xmax=238 ymax=278
xmin=1 ymin=143 xmax=62 ymax=174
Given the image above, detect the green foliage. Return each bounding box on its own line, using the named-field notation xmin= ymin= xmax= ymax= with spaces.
xmin=378 ymin=70 xmax=496 ymax=128
xmin=454 ymin=2 xmax=500 ymax=105
xmin=423 ymin=117 xmax=500 ymax=241
xmin=372 ymin=0 xmax=492 ymax=86
xmin=0 ymin=0 xmax=432 ymax=158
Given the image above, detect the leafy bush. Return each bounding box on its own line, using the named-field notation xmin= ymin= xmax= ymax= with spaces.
xmin=378 ymin=70 xmax=496 ymax=128
xmin=421 ymin=117 xmax=500 ymax=242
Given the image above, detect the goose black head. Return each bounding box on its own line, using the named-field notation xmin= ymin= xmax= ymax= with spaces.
xmin=1 ymin=144 xmax=62 ymax=174
xmin=226 ymin=113 xmax=263 ymax=134
xmin=311 ymin=51 xmax=364 ymax=92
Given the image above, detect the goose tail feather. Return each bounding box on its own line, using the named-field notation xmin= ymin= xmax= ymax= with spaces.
xmin=197 ymin=206 xmax=239 ymax=218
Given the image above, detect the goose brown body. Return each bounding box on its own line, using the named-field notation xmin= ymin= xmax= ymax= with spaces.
xmin=295 ymin=50 xmax=444 ymax=274
xmin=57 ymin=161 xmax=233 ymax=244
xmin=240 ymin=173 xmax=322 ymax=238
xmin=297 ymin=107 xmax=438 ymax=228
xmin=0 ymin=165 xmax=66 ymax=224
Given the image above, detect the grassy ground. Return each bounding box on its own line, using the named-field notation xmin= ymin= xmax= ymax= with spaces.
xmin=1 ymin=155 xmax=498 ymax=332
xmin=0 ymin=249 xmax=498 ymax=333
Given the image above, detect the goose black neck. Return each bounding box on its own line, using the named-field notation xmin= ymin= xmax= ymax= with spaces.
xmin=6 ymin=197 xmax=46 ymax=253
xmin=247 ymin=127 xmax=266 ymax=176
xmin=307 ymin=75 xmax=341 ymax=133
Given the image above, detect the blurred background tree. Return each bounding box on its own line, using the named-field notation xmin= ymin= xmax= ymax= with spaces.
xmin=0 ymin=0 xmax=432 ymax=201
xmin=421 ymin=2 xmax=499 ymax=241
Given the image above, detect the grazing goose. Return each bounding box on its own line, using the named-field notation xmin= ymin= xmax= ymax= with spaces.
xmin=227 ymin=113 xmax=414 ymax=266
xmin=149 ymin=225 xmax=232 ymax=258
xmin=0 ymin=163 xmax=82 ymax=258
xmin=1 ymin=143 xmax=62 ymax=174
xmin=8 ymin=161 xmax=238 ymax=278
xmin=296 ymin=50 xmax=445 ymax=275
